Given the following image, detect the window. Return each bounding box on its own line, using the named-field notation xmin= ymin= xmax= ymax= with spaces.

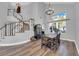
xmin=49 ymin=12 xmax=67 ymax=33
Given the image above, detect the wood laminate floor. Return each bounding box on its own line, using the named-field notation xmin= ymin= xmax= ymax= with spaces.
xmin=0 ymin=40 xmax=78 ymax=56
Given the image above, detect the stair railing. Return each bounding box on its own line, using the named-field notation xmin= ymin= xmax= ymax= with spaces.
xmin=0 ymin=21 xmax=28 ymax=39
xmin=7 ymin=9 xmax=23 ymax=22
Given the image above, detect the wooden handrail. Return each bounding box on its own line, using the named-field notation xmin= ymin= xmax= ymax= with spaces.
xmin=7 ymin=8 xmax=23 ymax=22
xmin=0 ymin=25 xmax=5 ymax=30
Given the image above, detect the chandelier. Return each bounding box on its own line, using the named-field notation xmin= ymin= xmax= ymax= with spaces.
xmin=45 ymin=2 xmax=54 ymax=15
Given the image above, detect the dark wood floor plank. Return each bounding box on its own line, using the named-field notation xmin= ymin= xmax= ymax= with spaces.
xmin=14 ymin=42 xmax=40 ymax=56
xmin=5 ymin=41 xmax=40 ymax=56
xmin=0 ymin=40 xmax=78 ymax=56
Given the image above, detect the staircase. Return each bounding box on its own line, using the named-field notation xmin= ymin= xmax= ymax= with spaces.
xmin=7 ymin=9 xmax=23 ymax=22
xmin=0 ymin=8 xmax=30 ymax=39
xmin=0 ymin=21 xmax=30 ymax=39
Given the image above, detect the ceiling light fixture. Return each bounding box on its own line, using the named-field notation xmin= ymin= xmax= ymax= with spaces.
xmin=45 ymin=2 xmax=54 ymax=16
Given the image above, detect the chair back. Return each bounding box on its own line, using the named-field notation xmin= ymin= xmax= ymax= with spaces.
xmin=56 ymin=33 xmax=60 ymax=39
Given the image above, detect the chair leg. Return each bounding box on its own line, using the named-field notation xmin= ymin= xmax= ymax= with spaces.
xmin=41 ymin=44 xmax=43 ymax=48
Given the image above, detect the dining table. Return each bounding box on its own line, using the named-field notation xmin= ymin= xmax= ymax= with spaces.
xmin=45 ymin=33 xmax=57 ymax=38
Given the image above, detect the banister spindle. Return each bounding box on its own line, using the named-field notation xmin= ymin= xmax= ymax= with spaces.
xmin=12 ymin=24 xmax=14 ymax=36
xmin=23 ymin=22 xmax=24 ymax=32
xmin=10 ymin=23 xmax=11 ymax=36
xmin=5 ymin=24 xmax=7 ymax=36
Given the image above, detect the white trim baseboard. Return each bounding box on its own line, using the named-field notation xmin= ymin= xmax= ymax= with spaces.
xmin=61 ymin=38 xmax=79 ymax=54
xmin=74 ymin=41 xmax=79 ymax=54
xmin=0 ymin=40 xmax=30 ymax=46
xmin=61 ymin=38 xmax=75 ymax=42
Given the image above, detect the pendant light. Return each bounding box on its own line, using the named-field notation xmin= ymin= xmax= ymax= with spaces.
xmin=45 ymin=2 xmax=54 ymax=15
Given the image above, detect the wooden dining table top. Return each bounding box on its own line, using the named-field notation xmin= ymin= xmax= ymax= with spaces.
xmin=45 ymin=33 xmax=57 ymax=38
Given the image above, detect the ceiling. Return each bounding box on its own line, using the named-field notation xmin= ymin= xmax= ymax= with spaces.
xmin=10 ymin=2 xmax=76 ymax=6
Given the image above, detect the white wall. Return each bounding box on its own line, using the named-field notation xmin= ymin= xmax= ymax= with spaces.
xmin=21 ymin=3 xmax=34 ymax=21
xmin=0 ymin=2 xmax=9 ymax=28
xmin=74 ymin=3 xmax=79 ymax=52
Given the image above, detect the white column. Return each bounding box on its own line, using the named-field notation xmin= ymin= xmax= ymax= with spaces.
xmin=29 ymin=20 xmax=34 ymax=38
